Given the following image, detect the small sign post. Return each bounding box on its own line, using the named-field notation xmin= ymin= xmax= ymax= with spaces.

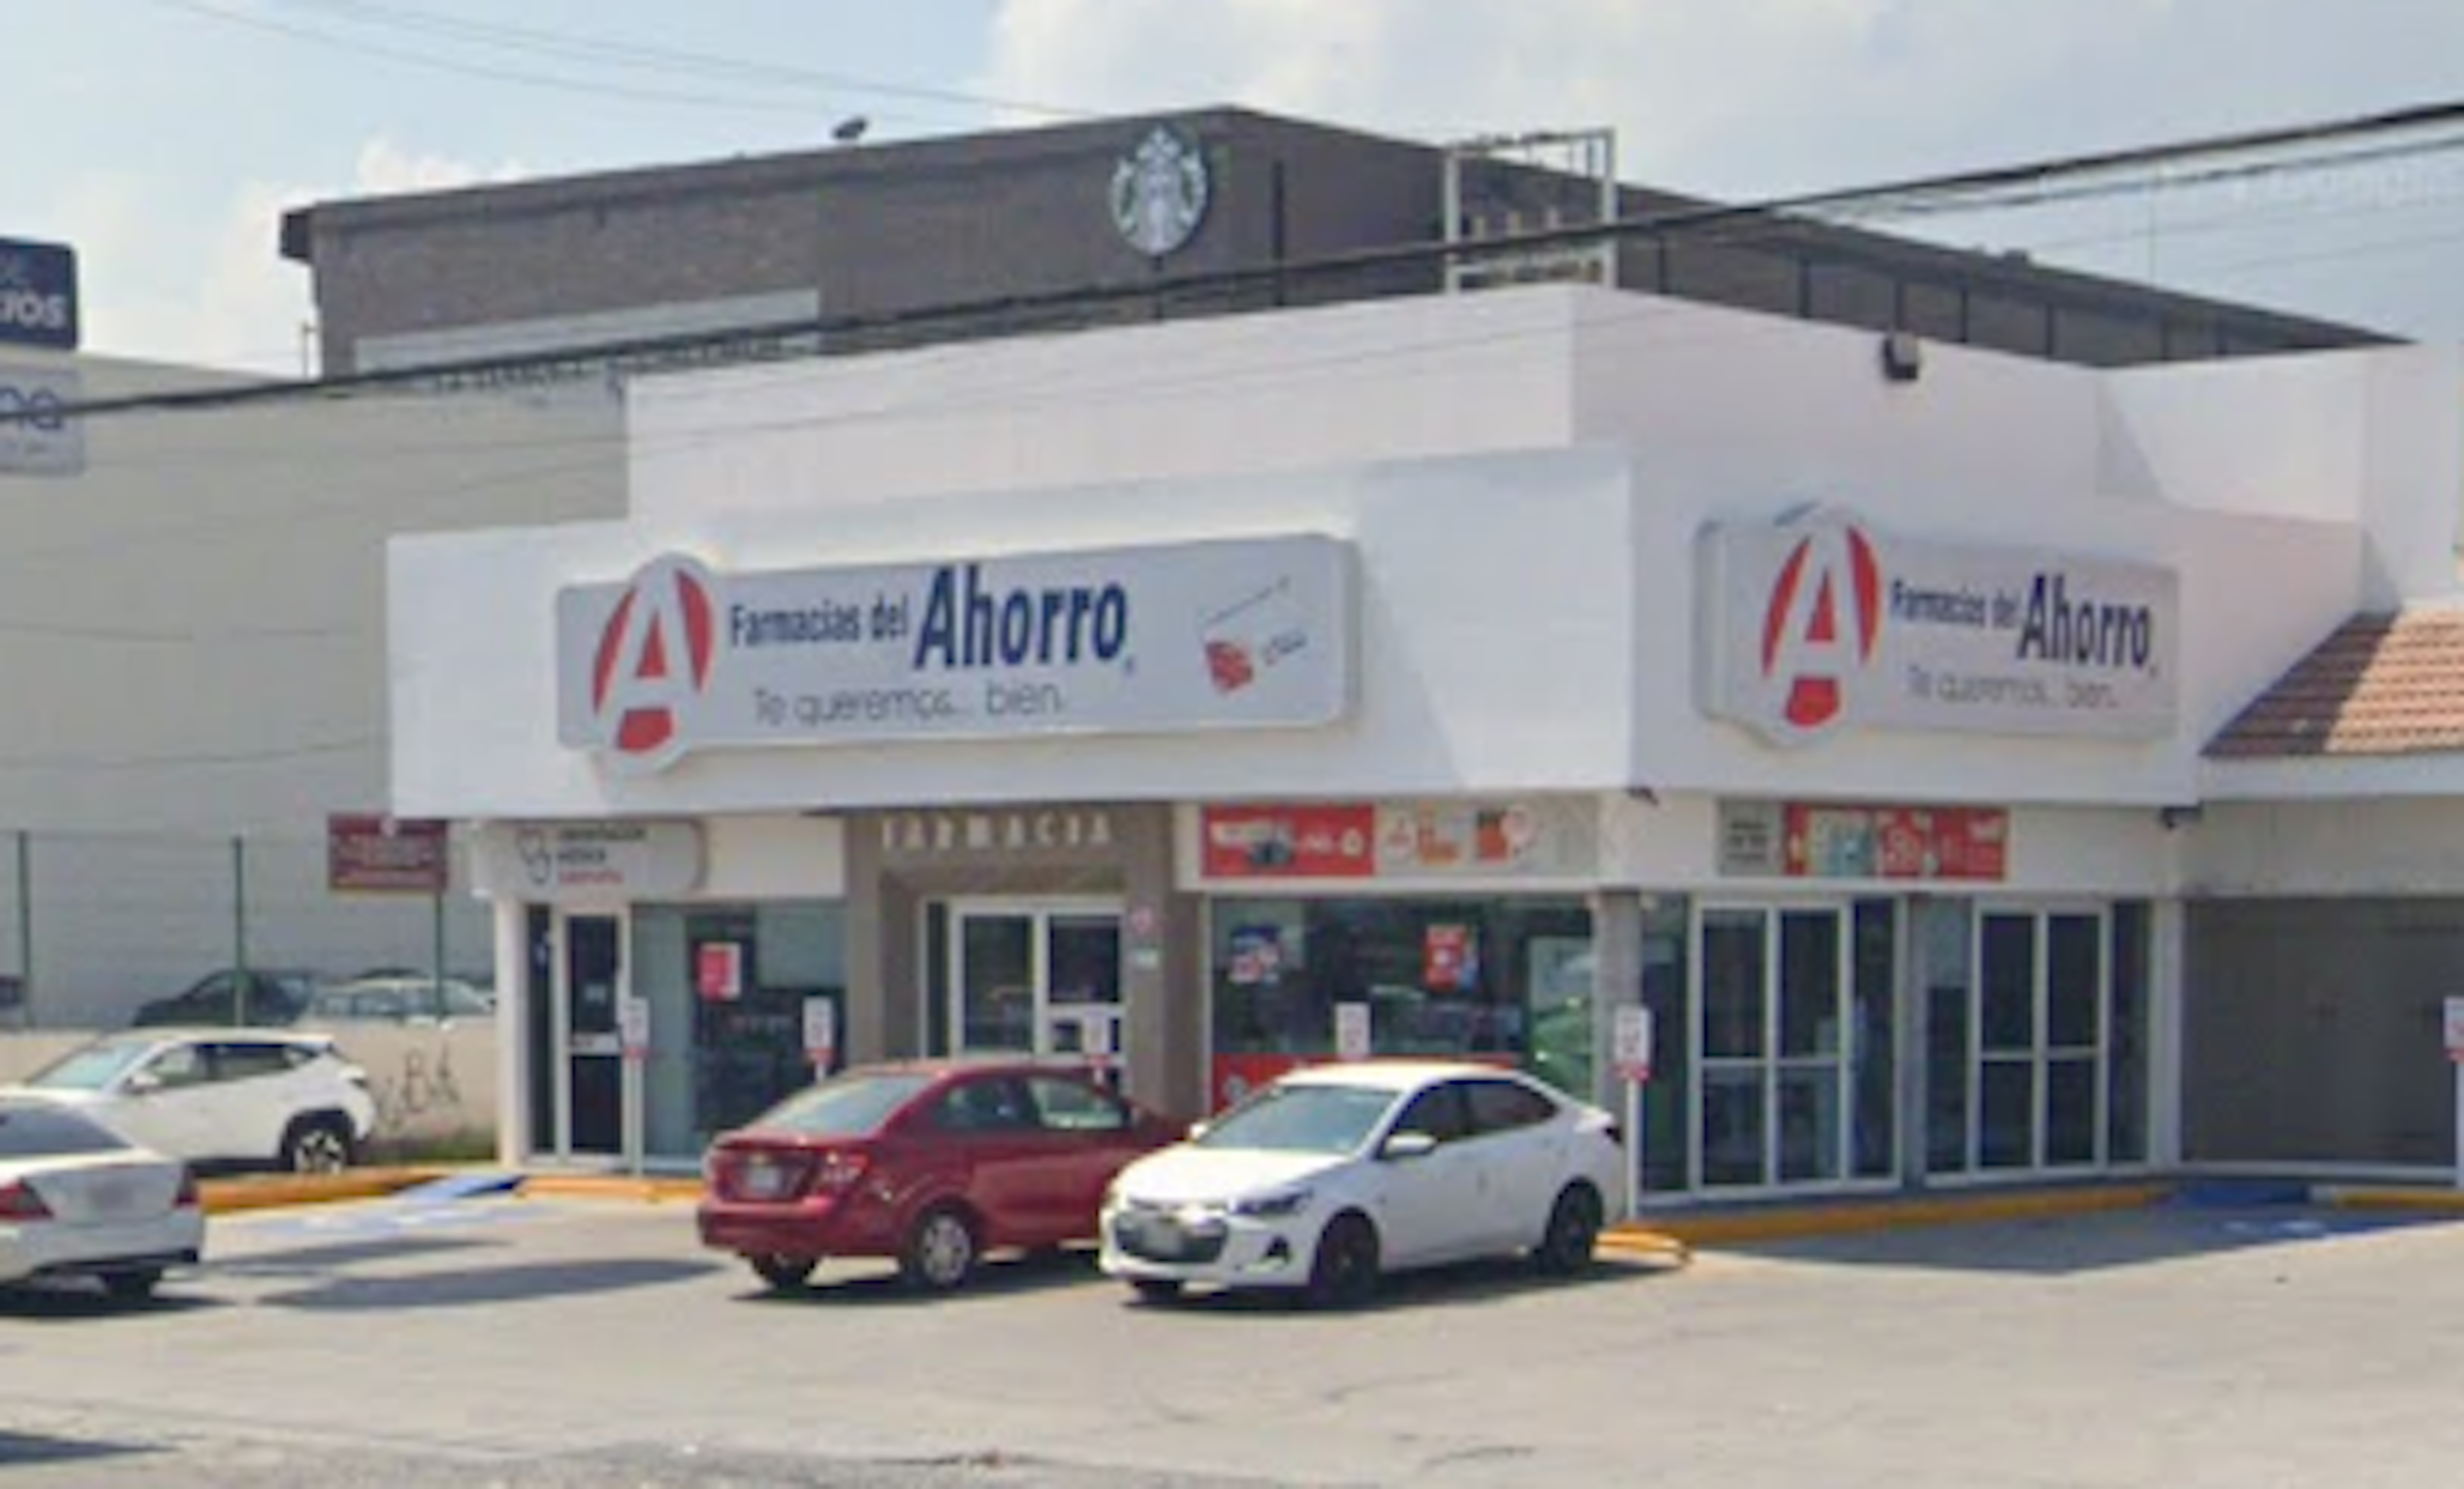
xmin=1613 ymin=1004 xmax=1655 ymax=1218
xmin=617 ymin=994 xmax=651 ymax=1178
xmin=1334 ymin=1001 xmax=1372 ymax=1062
xmin=803 ymin=997 xmax=837 ymax=1079
xmin=2445 ymin=997 xmax=2464 ymax=1189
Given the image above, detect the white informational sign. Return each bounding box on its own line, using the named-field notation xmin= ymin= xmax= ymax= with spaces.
xmin=1334 ymin=1001 xmax=1372 ymax=1062
xmin=617 ymin=995 xmax=651 ymax=1060
xmin=556 ymin=534 xmax=1355 ymax=772
xmin=1079 ymin=1008 xmax=1116 ymax=1061
xmin=803 ymin=997 xmax=837 ymax=1069
xmin=1699 ymin=506 xmax=2178 ymax=747
xmin=1613 ymin=1004 xmax=1655 ymax=1084
xmin=472 ymin=821 xmax=706 ymax=901
xmin=0 ymin=364 xmax=84 ymax=477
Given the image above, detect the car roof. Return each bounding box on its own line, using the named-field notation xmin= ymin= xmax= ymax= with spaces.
xmin=847 ymin=1056 xmax=1112 ymax=1082
xmin=1273 ymin=1059 xmax=1530 ymax=1093
xmin=97 ymin=1027 xmax=336 ymax=1049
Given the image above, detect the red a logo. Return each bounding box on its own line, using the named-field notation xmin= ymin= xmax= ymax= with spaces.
xmin=590 ymin=556 xmax=719 ymax=769
xmin=1758 ymin=523 xmax=1883 ymax=738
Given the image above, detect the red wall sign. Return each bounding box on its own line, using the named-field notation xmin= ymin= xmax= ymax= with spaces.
xmin=1201 ymin=804 xmax=1375 ymax=878
xmin=1783 ymin=804 xmax=2008 ymax=881
xmin=327 ymin=815 xmax=449 ymax=894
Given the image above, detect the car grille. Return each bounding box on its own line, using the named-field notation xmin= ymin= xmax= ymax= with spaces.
xmin=1110 ymin=1202 xmax=1227 ymax=1264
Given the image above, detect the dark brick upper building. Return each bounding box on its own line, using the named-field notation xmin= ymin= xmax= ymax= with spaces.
xmin=279 ymin=107 xmax=2385 ymax=380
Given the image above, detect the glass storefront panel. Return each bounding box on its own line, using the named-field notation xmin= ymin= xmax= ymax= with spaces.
xmin=2108 ymin=903 xmax=2151 ymax=1164
xmin=1701 ymin=1068 xmax=1767 ymax=1187
xmin=2046 ymin=1057 xmax=2099 ymax=1165
xmin=1206 ymin=896 xmax=1591 ymax=1109
xmin=1851 ymin=899 xmax=1897 ymax=1179
xmin=1980 ymin=914 xmax=2037 ymax=1053
xmin=1921 ymin=900 xmax=1972 ymax=1175
xmin=2048 ymin=914 xmax=2101 ymax=1050
xmin=1979 ymin=1059 xmax=2034 ymax=1168
xmin=1701 ymin=910 xmax=1767 ymax=1061
xmin=959 ymin=914 xmax=1036 ymax=1053
xmin=1777 ymin=1066 xmax=1842 ymax=1182
xmin=1638 ymin=898 xmax=1691 ymax=1193
xmin=1779 ymin=910 xmax=1842 ymax=1058
xmin=633 ymin=901 xmax=846 ymax=1163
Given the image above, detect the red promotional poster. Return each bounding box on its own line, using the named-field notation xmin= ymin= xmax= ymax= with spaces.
xmin=1424 ymin=924 xmax=1474 ymax=992
xmin=1201 ymin=804 xmax=1376 ymax=878
xmin=696 ymin=942 xmax=744 ymax=1001
xmin=1783 ymin=804 xmax=2008 ymax=881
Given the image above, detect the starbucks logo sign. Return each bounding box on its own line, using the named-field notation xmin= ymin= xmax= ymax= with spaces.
xmin=1110 ymin=126 xmax=1210 ymax=258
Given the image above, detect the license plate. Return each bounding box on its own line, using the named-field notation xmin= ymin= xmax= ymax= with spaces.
xmin=739 ymin=1160 xmax=786 ymax=1200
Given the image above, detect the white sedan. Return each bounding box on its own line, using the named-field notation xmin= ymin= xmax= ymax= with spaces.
xmin=0 ymin=1096 xmax=204 ymax=1300
xmin=1099 ymin=1060 xmax=1625 ymax=1308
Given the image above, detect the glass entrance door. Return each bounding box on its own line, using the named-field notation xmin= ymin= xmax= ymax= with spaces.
xmin=1972 ymin=906 xmax=2108 ymax=1171
xmin=558 ymin=911 xmax=626 ymax=1159
xmin=1695 ymin=904 xmax=1854 ymax=1191
xmin=949 ymin=901 xmax=1125 ymax=1060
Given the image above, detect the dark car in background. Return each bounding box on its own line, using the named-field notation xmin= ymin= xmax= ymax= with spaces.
xmin=697 ymin=1059 xmax=1181 ymax=1293
xmin=129 ymin=969 xmax=323 ymax=1028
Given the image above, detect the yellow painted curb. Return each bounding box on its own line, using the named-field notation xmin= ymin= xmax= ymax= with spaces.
xmin=199 ymin=1166 xmax=453 ymax=1216
xmin=1607 ymin=1184 xmax=2169 ymax=1249
xmin=2317 ymin=1186 xmax=2464 ymax=1214
xmin=517 ymin=1173 xmax=704 ymax=1204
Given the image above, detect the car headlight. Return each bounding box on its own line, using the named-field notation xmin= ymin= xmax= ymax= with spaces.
xmin=1228 ymin=1188 xmax=1312 ymax=1218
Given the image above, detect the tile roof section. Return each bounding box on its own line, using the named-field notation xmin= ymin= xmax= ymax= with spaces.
xmin=2207 ymin=611 xmax=2464 ymax=759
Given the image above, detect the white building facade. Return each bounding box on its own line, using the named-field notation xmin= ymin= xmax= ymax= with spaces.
xmin=389 ymin=284 xmax=2464 ymax=1199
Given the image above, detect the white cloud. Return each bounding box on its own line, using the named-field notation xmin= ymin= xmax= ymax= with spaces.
xmin=350 ymin=137 xmax=530 ymax=199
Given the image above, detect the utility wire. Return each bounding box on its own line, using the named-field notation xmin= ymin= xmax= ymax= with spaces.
xmin=19 ymin=94 xmax=2464 ymax=429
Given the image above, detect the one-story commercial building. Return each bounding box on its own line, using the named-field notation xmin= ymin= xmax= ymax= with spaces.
xmin=387 ymin=278 xmax=2464 ymax=1200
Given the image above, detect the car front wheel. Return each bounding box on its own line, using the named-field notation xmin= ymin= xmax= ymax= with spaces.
xmin=278 ymin=1115 xmax=354 ymax=1174
xmin=1305 ymin=1212 xmax=1380 ymax=1310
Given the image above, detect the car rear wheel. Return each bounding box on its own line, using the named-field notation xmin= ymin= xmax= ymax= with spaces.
xmin=1305 ymin=1212 xmax=1380 ymax=1310
xmin=278 ymin=1115 xmax=354 ymax=1174
xmin=902 ymin=1204 xmax=979 ymax=1292
xmin=749 ymin=1254 xmax=817 ymax=1291
xmin=1533 ymin=1182 xmax=1604 ymax=1275
xmin=102 ymin=1268 xmax=162 ymax=1302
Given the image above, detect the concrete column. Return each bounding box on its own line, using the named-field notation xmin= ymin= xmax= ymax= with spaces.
xmin=2150 ymin=897 xmax=2186 ymax=1168
xmin=491 ymin=896 xmax=530 ymax=1170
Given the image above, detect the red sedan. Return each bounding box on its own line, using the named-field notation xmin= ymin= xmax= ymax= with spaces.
xmin=697 ymin=1059 xmax=1181 ymax=1293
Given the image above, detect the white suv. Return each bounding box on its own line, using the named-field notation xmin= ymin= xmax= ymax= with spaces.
xmin=8 ymin=1030 xmax=377 ymax=1173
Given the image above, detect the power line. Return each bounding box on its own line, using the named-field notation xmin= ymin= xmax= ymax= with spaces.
xmin=21 ymin=94 xmax=2464 ymax=433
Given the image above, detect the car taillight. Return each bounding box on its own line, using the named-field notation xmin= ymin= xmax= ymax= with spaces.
xmin=175 ymin=1170 xmax=200 ymax=1209
xmin=0 ymin=1179 xmax=53 ymax=1221
xmin=812 ymin=1150 xmax=870 ymax=1194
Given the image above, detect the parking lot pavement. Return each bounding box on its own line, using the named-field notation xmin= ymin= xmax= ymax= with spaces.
xmin=10 ymin=1188 xmax=2464 ymax=1488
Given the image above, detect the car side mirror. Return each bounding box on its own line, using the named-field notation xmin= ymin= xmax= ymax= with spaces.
xmin=1185 ymin=1120 xmax=1211 ymax=1141
xmin=1380 ymin=1130 xmax=1439 ymax=1162
xmin=123 ymin=1070 xmax=164 ymax=1096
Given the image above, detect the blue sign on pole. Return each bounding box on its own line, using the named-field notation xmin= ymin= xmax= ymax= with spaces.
xmin=0 ymin=239 xmax=78 ymax=351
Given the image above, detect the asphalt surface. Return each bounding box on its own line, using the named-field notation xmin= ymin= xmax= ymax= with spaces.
xmin=10 ymin=1184 xmax=2464 ymax=1487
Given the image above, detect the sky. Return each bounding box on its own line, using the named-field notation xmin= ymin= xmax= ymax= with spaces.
xmin=17 ymin=0 xmax=2464 ymax=373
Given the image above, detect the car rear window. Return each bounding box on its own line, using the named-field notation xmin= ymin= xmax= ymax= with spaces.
xmin=749 ymin=1072 xmax=934 ymax=1137
xmin=0 ymin=1102 xmax=130 ymax=1157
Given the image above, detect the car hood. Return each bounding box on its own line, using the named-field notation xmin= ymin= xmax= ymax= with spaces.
xmin=1113 ymin=1145 xmax=1346 ymax=1205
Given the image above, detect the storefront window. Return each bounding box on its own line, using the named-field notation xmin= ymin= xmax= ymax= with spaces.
xmin=1637 ymin=898 xmax=1690 ymax=1194
xmin=1851 ymin=899 xmax=1897 ymax=1180
xmin=635 ymin=901 xmax=845 ymax=1161
xmin=2107 ymin=903 xmax=2152 ymax=1164
xmin=1920 ymin=899 xmax=1972 ymax=1176
xmin=1207 ymin=897 xmax=1590 ymax=1107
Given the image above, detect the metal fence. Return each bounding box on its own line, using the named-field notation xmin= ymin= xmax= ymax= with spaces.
xmin=0 ymin=828 xmax=492 ymax=1032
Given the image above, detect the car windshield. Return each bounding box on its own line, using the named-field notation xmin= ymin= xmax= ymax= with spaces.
xmin=23 ymin=1039 xmax=155 ymax=1092
xmin=1194 ymin=1082 xmax=1400 ymax=1155
xmin=0 ymin=1102 xmax=130 ymax=1156
xmin=748 ymin=1071 xmax=935 ymax=1138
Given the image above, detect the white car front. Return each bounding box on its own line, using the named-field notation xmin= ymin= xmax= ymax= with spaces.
xmin=1100 ymin=1060 xmax=1623 ymax=1308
